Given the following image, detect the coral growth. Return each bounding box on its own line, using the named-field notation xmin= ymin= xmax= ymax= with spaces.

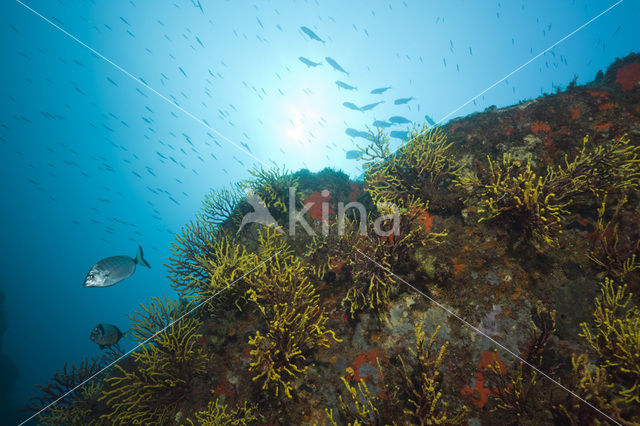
xmin=246 ymin=230 xmax=340 ymax=398
xmin=484 ymin=302 xmax=556 ymax=419
xmin=241 ymin=165 xmax=300 ymax=223
xmin=167 ymin=216 xmax=223 ymax=293
xmin=588 ymin=194 xmax=640 ymax=283
xmin=580 ymin=278 xmax=640 ymax=404
xmin=615 ymin=62 xmax=640 ymax=91
xmin=186 ymin=398 xmax=261 ymax=425
xmin=316 ymin=196 xmax=446 ymax=319
xmin=330 ymin=323 xmax=467 ymax=425
xmin=398 ymin=323 xmax=469 ymax=424
xmin=26 ymin=357 xmax=107 ymax=425
xmin=127 ymin=294 xmax=194 ymax=342
xmin=100 ymin=296 xmax=207 ymax=424
xmin=358 ymin=126 xmax=462 ymax=206
xmin=460 ymin=135 xmax=640 ymax=247
xmin=200 ymin=183 xmax=245 ymax=227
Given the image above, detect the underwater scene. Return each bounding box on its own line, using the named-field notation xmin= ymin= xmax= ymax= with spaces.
xmin=1 ymin=0 xmax=640 ymax=424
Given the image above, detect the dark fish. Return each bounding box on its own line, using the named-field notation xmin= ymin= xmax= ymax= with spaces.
xmin=336 ymin=81 xmax=357 ymax=90
xmin=299 ymin=56 xmax=322 ymax=67
xmin=394 ymin=96 xmax=415 ymax=105
xmin=90 ymin=324 xmax=127 ymax=349
xmin=325 ymin=57 xmax=349 ymax=75
xmin=359 ymin=101 xmax=384 ymax=111
xmin=373 ymin=120 xmax=392 ymax=128
xmin=83 ymin=246 xmax=150 ymax=288
xmin=424 ymin=114 xmax=436 ymax=126
xmin=370 ymin=86 xmax=391 ymax=94
xmin=343 ymin=102 xmax=360 ymax=111
xmin=346 ymin=150 xmax=363 ymax=159
xmin=300 ymin=26 xmax=325 ymax=43
xmin=345 ymin=128 xmax=370 ymax=139
xmin=390 ymin=130 xmax=409 ymax=140
xmin=388 ymin=115 xmax=411 ymax=124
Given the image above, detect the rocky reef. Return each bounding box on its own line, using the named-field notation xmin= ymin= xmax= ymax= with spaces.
xmin=27 ymin=53 xmax=640 ymax=425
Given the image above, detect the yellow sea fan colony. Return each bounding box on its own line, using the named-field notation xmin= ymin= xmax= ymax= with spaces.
xmin=246 ymin=230 xmax=340 ymax=398
xmin=459 ymin=135 xmax=640 ymax=247
xmin=358 ymin=126 xmax=462 ymax=205
xmin=100 ymin=296 xmax=207 ymax=424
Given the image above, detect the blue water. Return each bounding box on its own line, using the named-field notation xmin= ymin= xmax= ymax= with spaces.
xmin=0 ymin=0 xmax=637 ymax=421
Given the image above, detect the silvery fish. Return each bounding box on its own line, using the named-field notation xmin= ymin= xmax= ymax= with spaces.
xmin=299 ymin=56 xmax=322 ymax=68
xmin=394 ymin=96 xmax=415 ymax=105
xmin=343 ymin=101 xmax=360 ymax=111
xmin=325 ymin=57 xmax=349 ymax=75
xmin=359 ymin=101 xmax=384 ymax=111
xmin=345 ymin=128 xmax=370 ymax=139
xmin=335 ymin=80 xmax=357 ymax=90
xmin=90 ymin=323 xmax=127 ymax=349
xmin=370 ymin=86 xmax=391 ymax=94
xmin=300 ymin=26 xmax=325 ymax=43
xmin=83 ymin=246 xmax=150 ymax=288
xmin=424 ymin=114 xmax=436 ymax=126
xmin=388 ymin=115 xmax=411 ymax=124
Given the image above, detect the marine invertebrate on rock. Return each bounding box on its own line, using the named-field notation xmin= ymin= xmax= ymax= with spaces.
xmin=548 ymin=354 xmax=629 ymax=425
xmin=167 ymin=216 xmax=221 ymax=292
xmin=327 ymin=375 xmax=382 ymax=425
xmin=358 ymin=126 xmax=462 ymax=206
xmin=325 ymin=197 xmax=446 ymax=319
xmin=460 ymin=350 xmax=506 ymax=410
xmin=331 ymin=219 xmax=398 ymax=318
xmin=398 ymin=323 xmax=469 ymax=424
xmin=127 ymin=294 xmax=195 ymax=342
xmin=615 ymin=61 xmax=640 ymax=91
xmin=35 ymin=382 xmax=105 ymax=426
xmin=168 ymin=229 xmax=257 ymax=312
xmin=459 ymin=154 xmax=570 ymax=248
xmin=460 ymin=135 xmax=640 ymax=247
xmin=167 ymin=178 xmax=253 ymax=293
xmin=26 ymin=357 xmax=107 ymax=425
xmin=246 ymin=230 xmax=340 ymax=398
xmin=200 ymin=182 xmax=245 ymax=227
xmin=588 ymin=194 xmax=640 ymax=282
xmin=580 ymin=278 xmax=640 ymax=404
xmin=100 ymin=296 xmax=207 ymax=424
xmin=186 ymin=398 xmax=261 ymax=425
xmin=483 ymin=302 xmax=557 ymax=420
xmin=329 ymin=323 xmax=467 ymax=425
xmin=241 ymin=165 xmax=300 ymax=223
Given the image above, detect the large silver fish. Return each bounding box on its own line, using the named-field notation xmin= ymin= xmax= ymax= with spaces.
xmin=83 ymin=246 xmax=150 ymax=288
